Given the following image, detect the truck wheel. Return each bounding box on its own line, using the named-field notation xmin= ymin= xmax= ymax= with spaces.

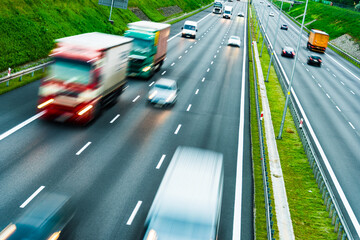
xmin=155 ymin=60 xmax=164 ymax=72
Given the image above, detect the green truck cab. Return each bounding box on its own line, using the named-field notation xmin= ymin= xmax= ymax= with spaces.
xmin=125 ymin=21 xmax=170 ymax=79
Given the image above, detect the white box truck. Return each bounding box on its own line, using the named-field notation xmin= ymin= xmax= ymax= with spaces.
xmin=223 ymin=5 xmax=233 ymax=19
xmin=181 ymin=20 xmax=198 ymax=39
xmin=142 ymin=146 xmax=224 ymax=240
xmin=37 ymin=32 xmax=132 ymax=124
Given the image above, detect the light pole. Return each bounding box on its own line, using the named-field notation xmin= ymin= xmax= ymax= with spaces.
xmin=277 ymin=0 xmax=309 ymax=139
xmin=264 ymin=0 xmax=284 ymax=82
xmin=108 ymin=0 xmax=115 ymax=23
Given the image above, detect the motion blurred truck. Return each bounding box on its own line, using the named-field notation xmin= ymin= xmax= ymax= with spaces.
xmin=307 ymin=29 xmax=329 ymax=53
xmin=37 ymin=32 xmax=132 ymax=124
xmin=125 ymin=21 xmax=170 ymax=79
xmin=213 ymin=1 xmax=223 ymax=14
xmin=223 ymin=5 xmax=233 ymax=19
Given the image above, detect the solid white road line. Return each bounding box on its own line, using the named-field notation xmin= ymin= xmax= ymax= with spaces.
xmin=187 ymin=104 xmax=192 ymax=111
xmin=20 ymin=186 xmax=45 ymax=208
xmin=132 ymin=95 xmax=140 ymax=102
xmin=76 ymin=142 xmax=92 ymax=156
xmin=126 ymin=201 xmax=142 ymax=225
xmin=156 ymin=155 xmax=166 ymax=169
xmin=168 ymin=33 xmax=181 ymax=42
xmin=174 ymin=124 xmax=182 ymax=135
xmin=0 ymin=111 xmax=45 ymax=141
xmin=110 ymin=114 xmax=120 ymax=124
xmin=233 ymin=8 xmax=247 ymax=240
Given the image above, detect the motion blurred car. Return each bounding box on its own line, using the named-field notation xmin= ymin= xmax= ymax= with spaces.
xmin=307 ymin=55 xmax=322 ymax=67
xmin=280 ymin=24 xmax=288 ymax=30
xmin=227 ymin=36 xmax=241 ymax=47
xmin=0 ymin=193 xmax=75 ymax=240
xmin=238 ymin=12 xmax=245 ymax=17
xmin=148 ymin=78 xmax=178 ymax=107
xmin=269 ymin=12 xmax=275 ymax=17
xmin=142 ymin=146 xmax=224 ymax=240
xmin=281 ymin=46 xmax=295 ymax=58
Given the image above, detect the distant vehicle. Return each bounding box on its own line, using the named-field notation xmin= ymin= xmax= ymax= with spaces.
xmin=307 ymin=55 xmax=322 ymax=67
xmin=238 ymin=12 xmax=245 ymax=17
xmin=260 ymin=1 xmax=264 ymax=3
xmin=228 ymin=36 xmax=241 ymax=47
xmin=142 ymin=146 xmax=224 ymax=240
xmin=0 ymin=193 xmax=75 ymax=240
xmin=147 ymin=78 xmax=178 ymax=107
xmin=213 ymin=1 xmax=223 ymax=14
xmin=280 ymin=24 xmax=288 ymax=30
xmin=269 ymin=12 xmax=275 ymax=17
xmin=125 ymin=21 xmax=171 ymax=78
xmin=223 ymin=5 xmax=233 ymax=19
xmin=181 ymin=20 xmax=198 ymax=39
xmin=281 ymin=46 xmax=295 ymax=58
xmin=37 ymin=32 xmax=132 ymax=125
xmin=307 ymin=29 xmax=329 ymax=53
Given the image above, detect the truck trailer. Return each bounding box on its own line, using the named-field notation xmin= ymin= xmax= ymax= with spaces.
xmin=307 ymin=29 xmax=329 ymax=53
xmin=37 ymin=32 xmax=132 ymax=124
xmin=125 ymin=21 xmax=170 ymax=79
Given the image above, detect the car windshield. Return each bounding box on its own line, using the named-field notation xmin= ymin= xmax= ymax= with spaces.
xmin=155 ymin=84 xmax=174 ymax=90
xmin=284 ymin=47 xmax=294 ymax=51
xmin=184 ymin=25 xmax=195 ymax=30
xmin=311 ymin=56 xmax=321 ymax=60
xmin=132 ymin=38 xmax=152 ymax=53
xmin=48 ymin=59 xmax=91 ymax=85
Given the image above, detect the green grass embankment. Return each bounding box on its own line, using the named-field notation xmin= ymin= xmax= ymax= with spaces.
xmin=250 ymin=4 xmax=338 ymax=239
xmin=0 ymin=0 xmax=212 ymax=73
xmin=273 ymin=0 xmax=360 ymax=42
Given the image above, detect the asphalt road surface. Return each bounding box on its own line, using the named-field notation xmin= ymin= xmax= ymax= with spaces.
xmin=0 ymin=2 xmax=253 ymax=239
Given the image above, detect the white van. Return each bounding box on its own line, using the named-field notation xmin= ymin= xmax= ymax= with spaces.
xmin=181 ymin=21 xmax=198 ymax=39
xmin=142 ymin=146 xmax=224 ymax=240
xmin=223 ymin=5 xmax=233 ymax=19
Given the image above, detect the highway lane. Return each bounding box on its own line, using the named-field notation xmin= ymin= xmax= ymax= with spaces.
xmin=254 ymin=1 xmax=360 ymax=237
xmin=0 ymin=2 xmax=252 ymax=239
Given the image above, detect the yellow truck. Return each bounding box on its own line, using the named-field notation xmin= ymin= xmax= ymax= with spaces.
xmin=307 ymin=29 xmax=329 ymax=53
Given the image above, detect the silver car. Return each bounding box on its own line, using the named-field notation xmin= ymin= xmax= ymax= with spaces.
xmin=227 ymin=36 xmax=241 ymax=47
xmin=148 ymin=78 xmax=178 ymax=107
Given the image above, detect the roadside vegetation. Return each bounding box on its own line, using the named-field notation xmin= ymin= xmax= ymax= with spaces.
xmin=249 ymin=4 xmax=338 ymax=239
xmin=273 ymin=0 xmax=360 ymax=43
xmin=0 ymin=0 xmax=212 ymax=74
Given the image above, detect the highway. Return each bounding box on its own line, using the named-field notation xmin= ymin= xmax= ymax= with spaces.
xmin=254 ymin=1 xmax=360 ymax=238
xmin=0 ymin=2 xmax=253 ymax=239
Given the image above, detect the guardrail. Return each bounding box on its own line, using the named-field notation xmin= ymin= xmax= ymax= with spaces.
xmin=254 ymin=3 xmax=355 ymax=240
xmin=272 ymin=3 xmax=360 ymax=68
xmin=249 ymin=6 xmax=275 ymax=240
xmin=0 ymin=62 xmax=52 ymax=87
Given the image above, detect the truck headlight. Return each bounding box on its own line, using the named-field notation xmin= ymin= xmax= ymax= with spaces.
xmin=143 ymin=66 xmax=151 ymax=72
xmin=146 ymin=229 xmax=158 ymax=240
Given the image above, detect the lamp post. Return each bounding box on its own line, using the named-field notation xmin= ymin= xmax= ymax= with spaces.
xmin=277 ymin=0 xmax=309 ymax=139
xmin=109 ymin=0 xmax=115 ymax=23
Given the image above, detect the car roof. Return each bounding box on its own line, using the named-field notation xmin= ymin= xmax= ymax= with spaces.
xmin=284 ymin=46 xmax=294 ymax=51
xmin=230 ymin=36 xmax=240 ymax=39
xmin=155 ymin=78 xmax=177 ymax=87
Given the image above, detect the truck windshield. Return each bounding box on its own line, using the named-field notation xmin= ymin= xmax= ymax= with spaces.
xmin=132 ymin=38 xmax=152 ymax=53
xmin=49 ymin=59 xmax=91 ymax=85
xmin=225 ymin=11 xmax=231 ymax=14
xmin=184 ymin=25 xmax=196 ymax=30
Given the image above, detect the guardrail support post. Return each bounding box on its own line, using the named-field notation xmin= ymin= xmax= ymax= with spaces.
xmin=32 ymin=71 xmax=34 ymax=77
xmin=19 ymin=76 xmax=22 ymax=82
xmin=334 ymin=217 xmax=340 ymax=232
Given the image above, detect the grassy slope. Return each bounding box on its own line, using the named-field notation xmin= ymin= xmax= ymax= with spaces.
xmin=274 ymin=0 xmax=360 ymax=42
xmin=0 ymin=0 xmax=212 ymax=72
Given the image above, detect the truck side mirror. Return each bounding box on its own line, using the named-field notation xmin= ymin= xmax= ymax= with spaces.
xmin=196 ymin=29 xmax=198 ymax=32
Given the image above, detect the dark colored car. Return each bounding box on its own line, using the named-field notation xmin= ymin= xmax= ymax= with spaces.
xmin=280 ymin=24 xmax=288 ymax=30
xmin=0 ymin=193 xmax=75 ymax=240
xmin=281 ymin=47 xmax=295 ymax=58
xmin=307 ymin=55 xmax=322 ymax=67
